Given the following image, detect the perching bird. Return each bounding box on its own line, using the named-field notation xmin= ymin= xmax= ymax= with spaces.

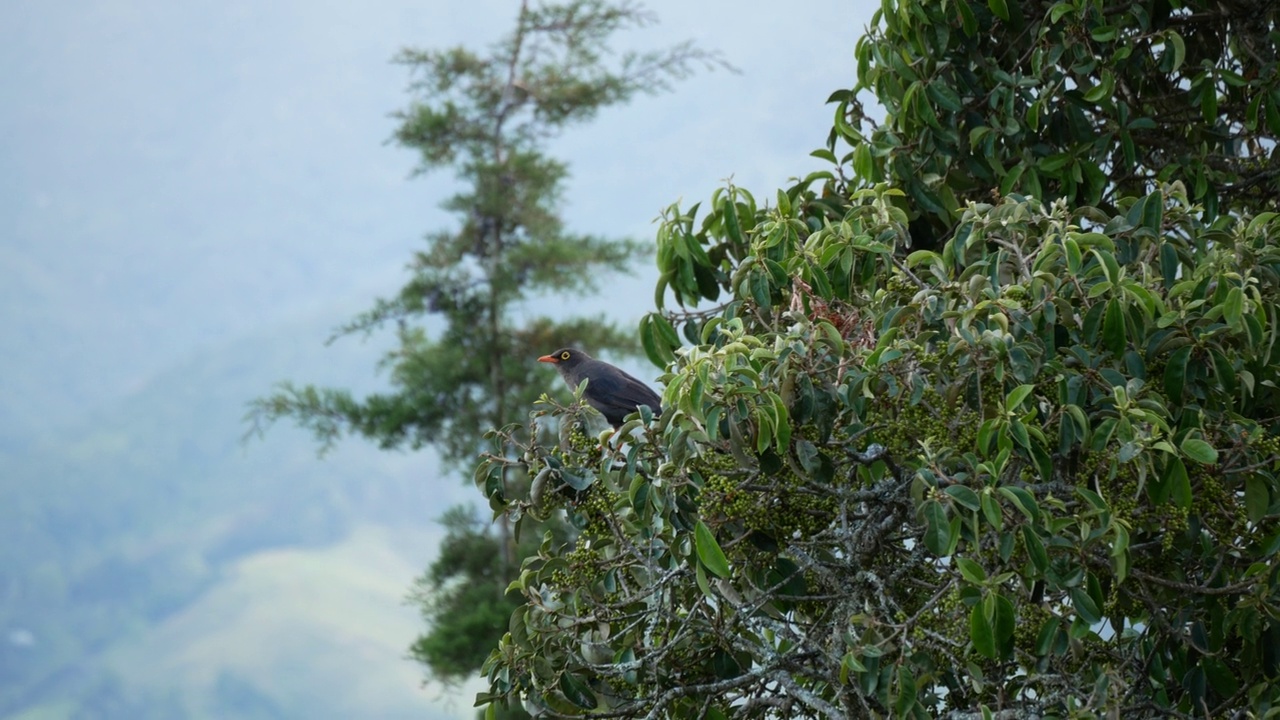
xmin=537 ymin=348 xmax=662 ymax=428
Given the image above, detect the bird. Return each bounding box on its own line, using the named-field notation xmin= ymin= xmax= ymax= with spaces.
xmin=537 ymin=348 xmax=662 ymax=428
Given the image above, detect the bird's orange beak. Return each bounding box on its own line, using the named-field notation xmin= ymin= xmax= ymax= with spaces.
xmin=537 ymin=354 xmax=558 ymax=363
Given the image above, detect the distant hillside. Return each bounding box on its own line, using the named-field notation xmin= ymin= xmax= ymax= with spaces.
xmin=0 ymin=311 xmax=476 ymax=719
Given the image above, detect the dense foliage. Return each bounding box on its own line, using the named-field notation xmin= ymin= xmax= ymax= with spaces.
xmin=842 ymin=0 xmax=1278 ymax=250
xmin=473 ymin=0 xmax=1280 ymax=717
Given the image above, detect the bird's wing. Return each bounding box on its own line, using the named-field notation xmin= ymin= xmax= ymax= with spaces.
xmin=584 ymin=363 xmax=662 ymax=411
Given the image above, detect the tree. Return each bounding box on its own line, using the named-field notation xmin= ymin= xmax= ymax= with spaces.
xmin=474 ymin=1 xmax=1280 ymax=717
xmin=246 ymin=0 xmax=724 ymax=694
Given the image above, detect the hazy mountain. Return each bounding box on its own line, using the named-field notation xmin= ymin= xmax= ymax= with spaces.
xmin=0 ymin=309 xmax=474 ymax=718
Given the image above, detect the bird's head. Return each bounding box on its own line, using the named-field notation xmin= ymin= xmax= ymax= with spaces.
xmin=537 ymin=348 xmax=590 ymax=368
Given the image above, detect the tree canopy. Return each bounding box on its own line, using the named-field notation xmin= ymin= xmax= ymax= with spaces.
xmin=473 ymin=1 xmax=1280 ymax=717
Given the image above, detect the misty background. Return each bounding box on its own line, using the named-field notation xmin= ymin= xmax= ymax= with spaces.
xmin=1 ymin=1 xmax=874 ymax=717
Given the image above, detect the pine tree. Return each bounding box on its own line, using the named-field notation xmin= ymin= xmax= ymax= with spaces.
xmin=247 ymin=0 xmax=725 ymax=698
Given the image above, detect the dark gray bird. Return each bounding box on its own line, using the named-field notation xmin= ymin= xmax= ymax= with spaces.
xmin=538 ymin=348 xmax=662 ymax=428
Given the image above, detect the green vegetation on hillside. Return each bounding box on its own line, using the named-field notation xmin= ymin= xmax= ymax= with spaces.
xmin=0 ymin=321 xmax=438 ymax=718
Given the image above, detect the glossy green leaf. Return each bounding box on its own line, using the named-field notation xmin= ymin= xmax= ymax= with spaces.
xmin=1070 ymin=586 xmax=1102 ymax=624
xmin=1165 ymin=30 xmax=1185 ymax=74
xmin=695 ymin=520 xmax=732 ymax=578
xmin=981 ymin=491 xmax=1003 ymax=530
xmin=1141 ymin=190 xmax=1164 ymax=233
xmin=921 ymin=499 xmax=952 ymax=556
xmin=1202 ymin=657 xmax=1239 ymax=699
xmin=993 ymin=592 xmax=1015 ymax=653
xmin=1163 ymin=345 xmax=1191 ymax=402
xmin=998 ymin=486 xmax=1040 ymax=522
xmin=1035 ymin=616 xmax=1061 ymax=656
xmin=1103 ymin=298 xmax=1125 ymax=355
xmin=558 ymin=672 xmax=598 ymax=709
xmin=1244 ymin=475 xmax=1269 ymax=523
xmin=945 ymin=485 xmax=981 ymax=511
xmin=723 ymin=199 xmax=744 ymax=245
xmin=956 ymin=557 xmax=987 ymax=584
xmin=750 ymin=270 xmax=772 ymax=308
xmin=970 ymin=600 xmax=997 ymax=658
xmin=1180 ymin=437 xmax=1218 ymax=465
xmin=1223 ymin=286 xmax=1243 ymax=329
xmin=956 ymin=0 xmax=977 ymax=35
xmin=1152 ymin=456 xmax=1185 ymax=505
xmin=1158 ymin=243 xmax=1179 ymax=289
xmin=1023 ymin=526 xmax=1048 ymax=573
xmin=1005 ymin=384 xmax=1034 ymax=411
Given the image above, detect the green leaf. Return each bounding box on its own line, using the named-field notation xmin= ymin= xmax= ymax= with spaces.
xmin=853 ymin=143 xmax=874 ymax=180
xmin=1023 ymin=526 xmax=1048 ymax=573
xmin=998 ymin=486 xmax=1040 ymax=522
xmin=763 ymin=258 xmax=789 ymax=285
xmin=1163 ymin=345 xmax=1191 ymax=402
xmin=927 ymin=81 xmax=964 ymax=113
xmin=1103 ymin=298 xmax=1125 ymax=355
xmin=695 ymin=559 xmax=715 ymax=598
xmin=895 ymin=664 xmax=917 ymax=716
xmin=1159 ymin=243 xmax=1179 ymax=289
xmin=1170 ymin=461 xmax=1193 ymax=508
xmin=1180 ymin=437 xmax=1218 ymax=465
xmin=640 ymin=314 xmax=674 ymax=369
xmin=1248 ymin=211 xmax=1279 ymax=236
xmin=1202 ymin=657 xmax=1239 ymax=699
xmin=956 ymin=0 xmax=977 ymax=35
xmin=1141 ymin=190 xmax=1164 ymax=233
xmin=1071 ymin=586 xmax=1102 ymax=624
xmin=1223 ymin=286 xmax=1244 ymax=329
xmin=1201 ymin=80 xmax=1219 ymax=122
xmin=1166 ymin=30 xmax=1185 ymax=74
xmin=1153 ymin=456 xmax=1186 ymax=505
xmin=558 ymin=672 xmax=598 ymax=709
xmin=841 ymin=651 xmax=866 ymax=681
xmin=971 ymin=600 xmax=997 ymax=658
xmin=723 ymin=199 xmax=744 ymax=246
xmin=921 ymin=499 xmax=952 ymax=556
xmin=653 ymin=313 xmax=682 ymax=350
xmin=1005 ymin=384 xmax=1034 ymax=411
xmin=1113 ymin=532 xmax=1130 ymax=584
xmin=1009 ymin=418 xmax=1031 ymax=451
xmin=945 ymin=485 xmax=981 ymax=511
xmin=1210 ymin=348 xmax=1237 ymax=394
xmin=1065 ymin=404 xmax=1090 ymax=440
xmin=1083 ymin=70 xmax=1115 ymax=104
xmin=1035 ymin=616 xmax=1061 ymax=655
xmin=981 ymin=491 xmax=1003 ymax=530
xmin=1090 ymin=25 xmax=1117 ymax=42
xmin=560 ymin=468 xmax=594 ymax=491
xmin=695 ymin=520 xmax=732 ymax=578
xmin=1244 ymin=475 xmax=1269 ymax=523
xmin=987 ymin=0 xmax=1009 ymax=21
xmin=1064 ymin=236 xmax=1082 ymax=274
xmin=1092 ymin=247 xmax=1121 ymax=285
xmin=772 ymin=392 xmax=791 ymax=449
xmin=956 ymin=557 xmax=987 ymax=584
xmin=754 ymin=408 xmax=773 ymax=454
xmin=750 ymin=270 xmax=772 ymax=308
xmin=993 ymin=592 xmax=1015 ymax=654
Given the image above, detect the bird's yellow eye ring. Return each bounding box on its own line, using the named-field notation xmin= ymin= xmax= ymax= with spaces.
xmin=561 ymin=351 xmax=570 ymax=360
